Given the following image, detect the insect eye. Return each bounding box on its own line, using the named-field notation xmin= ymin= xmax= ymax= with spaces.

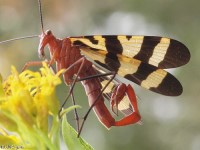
xmin=46 ymin=30 xmax=52 ymax=35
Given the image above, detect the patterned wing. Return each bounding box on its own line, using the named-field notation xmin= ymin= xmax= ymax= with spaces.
xmin=70 ymin=35 xmax=190 ymax=69
xmin=79 ymin=47 xmax=182 ymax=96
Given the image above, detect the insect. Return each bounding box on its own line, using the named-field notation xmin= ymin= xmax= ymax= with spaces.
xmin=0 ymin=0 xmax=190 ymax=137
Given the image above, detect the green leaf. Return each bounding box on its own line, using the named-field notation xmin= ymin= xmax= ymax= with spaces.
xmin=60 ymin=105 xmax=81 ymax=118
xmin=62 ymin=116 xmax=93 ymax=150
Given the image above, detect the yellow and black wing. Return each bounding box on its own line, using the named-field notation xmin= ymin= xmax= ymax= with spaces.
xmin=69 ymin=35 xmax=190 ymax=96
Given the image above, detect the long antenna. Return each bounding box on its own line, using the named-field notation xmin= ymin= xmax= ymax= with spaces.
xmin=37 ymin=0 xmax=45 ymax=33
xmin=0 ymin=1 xmax=43 ymax=44
xmin=0 ymin=35 xmax=39 ymax=44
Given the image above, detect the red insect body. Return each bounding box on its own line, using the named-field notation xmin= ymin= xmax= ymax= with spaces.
xmin=38 ymin=30 xmax=141 ymax=129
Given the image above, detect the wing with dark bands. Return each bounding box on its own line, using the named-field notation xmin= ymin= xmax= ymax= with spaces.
xmin=80 ymin=47 xmax=182 ymax=96
xmin=70 ymin=35 xmax=190 ymax=69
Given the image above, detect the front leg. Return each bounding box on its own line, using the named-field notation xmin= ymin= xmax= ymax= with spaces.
xmin=22 ymin=59 xmax=58 ymax=76
xmin=22 ymin=60 xmax=45 ymax=71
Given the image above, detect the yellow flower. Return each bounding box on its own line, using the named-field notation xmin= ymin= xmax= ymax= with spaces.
xmin=0 ymin=62 xmax=63 ymax=150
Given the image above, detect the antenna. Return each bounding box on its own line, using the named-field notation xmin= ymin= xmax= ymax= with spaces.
xmin=0 ymin=35 xmax=39 ymax=44
xmin=0 ymin=1 xmax=44 ymax=44
xmin=38 ymin=0 xmax=45 ymax=33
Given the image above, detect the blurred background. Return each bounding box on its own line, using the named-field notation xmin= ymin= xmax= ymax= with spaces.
xmin=0 ymin=0 xmax=199 ymax=150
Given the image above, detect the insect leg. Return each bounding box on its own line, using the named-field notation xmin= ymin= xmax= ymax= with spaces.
xmin=77 ymin=71 xmax=115 ymax=82
xmin=59 ymin=57 xmax=86 ymax=110
xmin=77 ymin=72 xmax=117 ymax=137
xmin=69 ymin=84 xmax=80 ymax=132
xmin=59 ymin=57 xmax=105 ymax=132
xmin=21 ymin=59 xmax=56 ymax=73
xmin=22 ymin=61 xmax=44 ymax=71
xmin=62 ymin=67 xmax=116 ymax=133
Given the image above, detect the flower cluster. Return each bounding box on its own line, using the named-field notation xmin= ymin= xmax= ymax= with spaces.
xmin=0 ymin=63 xmax=63 ymax=150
